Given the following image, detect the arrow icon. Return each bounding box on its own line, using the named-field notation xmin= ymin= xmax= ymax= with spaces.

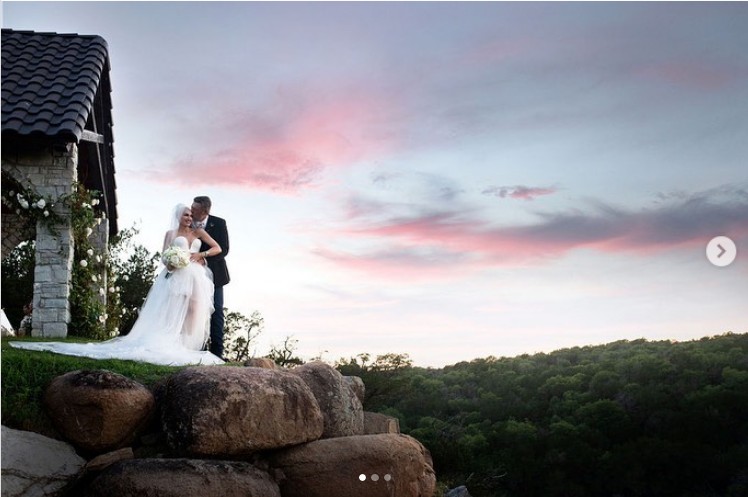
xmin=717 ymin=244 xmax=726 ymax=258
xmin=707 ymin=236 xmax=736 ymax=267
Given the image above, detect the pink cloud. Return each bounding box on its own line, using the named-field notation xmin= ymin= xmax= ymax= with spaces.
xmin=636 ymin=61 xmax=740 ymax=91
xmin=343 ymin=213 xmax=583 ymax=264
xmin=314 ymin=188 xmax=748 ymax=279
xmin=482 ymin=185 xmax=558 ymax=201
xmin=149 ymin=88 xmax=399 ymax=192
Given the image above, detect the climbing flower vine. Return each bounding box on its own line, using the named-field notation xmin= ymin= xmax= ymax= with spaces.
xmin=2 ymin=170 xmax=124 ymax=339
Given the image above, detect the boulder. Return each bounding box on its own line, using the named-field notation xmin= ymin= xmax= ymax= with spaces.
xmin=269 ymin=434 xmax=436 ymax=497
xmin=445 ymin=485 xmax=473 ymax=497
xmin=243 ymin=357 xmax=277 ymax=369
xmin=344 ymin=375 xmax=365 ymax=404
xmin=84 ymin=448 xmax=134 ymax=473
xmin=1 ymin=425 xmax=86 ymax=497
xmin=364 ymin=411 xmax=400 ymax=434
xmin=291 ymin=361 xmax=364 ymax=438
xmin=161 ymin=366 xmax=323 ymax=456
xmin=81 ymin=458 xmax=280 ymax=497
xmin=43 ymin=370 xmax=155 ymax=453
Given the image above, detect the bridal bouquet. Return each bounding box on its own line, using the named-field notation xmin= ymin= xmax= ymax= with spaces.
xmin=162 ymin=246 xmax=190 ymax=278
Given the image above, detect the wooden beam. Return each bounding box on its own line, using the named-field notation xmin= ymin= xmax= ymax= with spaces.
xmin=80 ymin=130 xmax=104 ymax=144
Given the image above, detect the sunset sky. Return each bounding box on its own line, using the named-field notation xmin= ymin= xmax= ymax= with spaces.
xmin=3 ymin=2 xmax=747 ymax=367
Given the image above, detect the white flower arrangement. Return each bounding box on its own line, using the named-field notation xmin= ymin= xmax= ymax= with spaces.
xmin=162 ymin=246 xmax=190 ymax=278
xmin=1 ymin=170 xmax=64 ymax=234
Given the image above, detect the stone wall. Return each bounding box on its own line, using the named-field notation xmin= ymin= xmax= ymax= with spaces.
xmin=1 ymin=211 xmax=32 ymax=260
xmin=1 ymin=143 xmax=78 ymax=337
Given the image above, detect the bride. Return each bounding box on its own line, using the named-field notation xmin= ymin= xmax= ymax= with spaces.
xmin=10 ymin=204 xmax=224 ymax=366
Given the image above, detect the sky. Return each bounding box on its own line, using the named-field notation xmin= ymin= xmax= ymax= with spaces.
xmin=3 ymin=1 xmax=747 ymax=367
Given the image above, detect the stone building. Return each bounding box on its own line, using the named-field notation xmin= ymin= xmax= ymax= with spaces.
xmin=1 ymin=29 xmax=117 ymax=337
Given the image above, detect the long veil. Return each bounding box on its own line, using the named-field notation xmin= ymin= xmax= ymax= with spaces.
xmin=162 ymin=203 xmax=190 ymax=252
xmin=170 ymin=203 xmax=188 ymax=231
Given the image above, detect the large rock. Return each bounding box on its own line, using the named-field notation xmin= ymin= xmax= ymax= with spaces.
xmin=344 ymin=375 xmax=365 ymax=404
xmin=84 ymin=448 xmax=134 ymax=473
xmin=161 ymin=366 xmax=323 ymax=456
xmin=1 ymin=425 xmax=86 ymax=497
xmin=364 ymin=411 xmax=400 ymax=434
xmin=43 ymin=370 xmax=155 ymax=453
xmin=445 ymin=485 xmax=473 ymax=497
xmin=269 ymin=434 xmax=436 ymax=497
xmin=291 ymin=361 xmax=364 ymax=438
xmin=243 ymin=357 xmax=277 ymax=369
xmin=81 ymin=458 xmax=280 ymax=497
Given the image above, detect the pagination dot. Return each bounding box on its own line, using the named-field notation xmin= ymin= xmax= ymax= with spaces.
xmin=359 ymin=474 xmax=366 ymax=481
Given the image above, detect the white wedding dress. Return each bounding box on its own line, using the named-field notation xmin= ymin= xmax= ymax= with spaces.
xmin=10 ymin=236 xmax=223 ymax=366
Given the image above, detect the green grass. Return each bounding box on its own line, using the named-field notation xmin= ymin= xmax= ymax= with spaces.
xmin=1 ymin=337 xmax=185 ymax=435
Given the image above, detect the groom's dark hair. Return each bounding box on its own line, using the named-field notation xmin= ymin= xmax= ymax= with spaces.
xmin=193 ymin=196 xmax=212 ymax=212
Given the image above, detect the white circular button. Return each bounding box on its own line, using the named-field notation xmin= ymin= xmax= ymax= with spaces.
xmin=706 ymin=236 xmax=737 ymax=267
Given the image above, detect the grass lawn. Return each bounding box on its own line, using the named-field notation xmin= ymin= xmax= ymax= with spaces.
xmin=1 ymin=337 xmax=186 ymax=436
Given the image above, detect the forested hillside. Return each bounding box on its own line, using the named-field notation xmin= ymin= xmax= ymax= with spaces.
xmin=338 ymin=333 xmax=748 ymax=497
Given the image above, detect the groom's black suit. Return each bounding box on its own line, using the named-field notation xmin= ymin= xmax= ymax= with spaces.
xmin=200 ymin=215 xmax=230 ymax=287
xmin=199 ymin=215 xmax=230 ymax=357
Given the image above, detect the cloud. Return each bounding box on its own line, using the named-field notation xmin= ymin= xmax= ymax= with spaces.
xmin=482 ymin=185 xmax=559 ymax=201
xmin=635 ymin=61 xmax=744 ymax=91
xmin=312 ymin=244 xmax=478 ymax=282
xmin=314 ymin=186 xmax=748 ymax=279
xmin=149 ymin=85 xmax=400 ymax=193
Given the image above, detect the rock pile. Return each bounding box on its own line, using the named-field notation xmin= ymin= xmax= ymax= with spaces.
xmin=1 ymin=361 xmax=436 ymax=497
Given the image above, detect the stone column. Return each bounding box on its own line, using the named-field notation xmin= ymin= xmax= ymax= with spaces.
xmin=29 ymin=144 xmax=78 ymax=337
xmin=33 ymin=222 xmax=74 ymax=337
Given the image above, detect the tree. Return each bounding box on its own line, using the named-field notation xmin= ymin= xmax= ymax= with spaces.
xmin=0 ymin=241 xmax=35 ymax=328
xmin=1 ymin=222 xmax=157 ymax=338
xmin=107 ymin=225 xmax=159 ymax=335
xmin=266 ymin=336 xmax=304 ymax=367
xmin=222 ymin=309 xmax=264 ymax=362
xmin=336 ymin=352 xmax=413 ymax=409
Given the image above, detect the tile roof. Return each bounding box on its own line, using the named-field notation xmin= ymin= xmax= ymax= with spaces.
xmin=2 ymin=29 xmax=110 ymax=142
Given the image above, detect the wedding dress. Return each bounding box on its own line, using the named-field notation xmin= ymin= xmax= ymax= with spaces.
xmin=10 ymin=235 xmax=223 ymax=366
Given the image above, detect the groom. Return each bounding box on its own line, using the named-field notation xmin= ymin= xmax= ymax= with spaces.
xmin=192 ymin=195 xmax=230 ymax=358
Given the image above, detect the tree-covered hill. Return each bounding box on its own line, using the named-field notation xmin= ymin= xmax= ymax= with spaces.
xmin=338 ymin=333 xmax=748 ymax=497
xmin=4 ymin=333 xmax=746 ymax=496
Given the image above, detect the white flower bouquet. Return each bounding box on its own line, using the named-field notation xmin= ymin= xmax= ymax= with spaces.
xmin=162 ymin=246 xmax=190 ymax=278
